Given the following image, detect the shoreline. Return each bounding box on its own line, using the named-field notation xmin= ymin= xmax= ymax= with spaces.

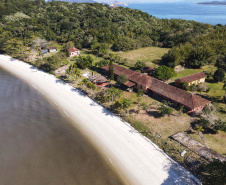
xmin=0 ymin=55 xmax=201 ymax=185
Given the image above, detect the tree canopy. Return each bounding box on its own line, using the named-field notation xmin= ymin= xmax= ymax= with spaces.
xmin=154 ymin=65 xmax=176 ymax=80
xmin=161 ymin=28 xmax=226 ymax=68
xmin=0 ymin=0 xmax=219 ymax=56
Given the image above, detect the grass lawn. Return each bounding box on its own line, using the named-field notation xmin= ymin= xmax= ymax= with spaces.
xmin=206 ymin=82 xmax=224 ymax=98
xmin=118 ymin=47 xmax=169 ymax=67
xmin=204 ymin=131 xmax=226 ymax=154
xmin=113 ymin=90 xmax=191 ymax=140
xmin=48 ymin=41 xmax=63 ymax=51
xmin=189 ymin=131 xmax=226 ymax=155
xmin=80 ymin=49 xmax=104 ymax=64
xmin=172 ymin=68 xmax=203 ymax=81
xmin=171 ymin=65 xmax=217 ymax=81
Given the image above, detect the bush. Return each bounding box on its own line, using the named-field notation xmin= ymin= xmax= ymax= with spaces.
xmin=135 ymin=61 xmax=146 ymax=71
xmin=181 ymin=81 xmax=189 ymax=91
xmin=158 ymin=104 xmax=173 ymax=116
xmin=76 ymin=55 xmax=94 ymax=69
xmin=95 ymin=59 xmax=110 ymax=67
xmin=213 ymin=120 xmax=226 ymax=132
xmin=154 ymin=65 xmax=176 ymax=80
xmin=190 ymin=84 xmax=198 ymax=91
xmin=213 ymin=68 xmax=225 ymax=82
xmin=117 ymin=74 xmax=128 ymax=85
xmin=203 ymin=160 xmax=226 ymax=185
xmin=112 ymin=37 xmax=136 ymax=51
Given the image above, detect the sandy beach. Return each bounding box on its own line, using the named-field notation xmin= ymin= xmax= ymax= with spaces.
xmin=0 ymin=55 xmax=201 ymax=185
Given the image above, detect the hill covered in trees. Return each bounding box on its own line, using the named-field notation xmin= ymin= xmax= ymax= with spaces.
xmin=0 ymin=0 xmax=220 ymax=55
xmin=0 ymin=0 xmax=226 ymax=70
xmin=47 ymin=0 xmax=97 ymax=3
xmin=161 ymin=27 xmax=226 ymax=68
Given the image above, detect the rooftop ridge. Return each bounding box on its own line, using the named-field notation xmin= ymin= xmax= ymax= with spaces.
xmin=101 ymin=64 xmax=210 ymax=112
xmin=176 ymin=72 xmax=206 ymax=83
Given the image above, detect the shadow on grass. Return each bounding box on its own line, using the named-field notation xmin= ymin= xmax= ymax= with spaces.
xmin=209 ymin=96 xmax=223 ymax=103
xmin=205 ymin=78 xmax=216 ymax=83
xmin=146 ymin=110 xmax=161 ymax=118
xmin=57 ymin=75 xmax=71 ymax=83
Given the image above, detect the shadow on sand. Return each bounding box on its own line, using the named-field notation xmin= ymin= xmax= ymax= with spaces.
xmin=161 ymin=162 xmax=201 ymax=185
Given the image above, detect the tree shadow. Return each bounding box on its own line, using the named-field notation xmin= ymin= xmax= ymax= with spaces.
xmin=58 ymin=75 xmax=71 ymax=83
xmin=55 ymin=79 xmax=67 ymax=85
xmin=10 ymin=57 xmax=17 ymax=62
xmin=209 ymin=96 xmax=222 ymax=103
xmin=101 ymin=107 xmax=115 ymax=117
xmin=205 ymin=78 xmax=215 ymax=83
xmin=161 ymin=162 xmax=201 ymax=185
xmin=146 ymin=110 xmax=161 ymax=118
xmin=71 ymin=87 xmax=88 ymax=97
xmin=218 ymin=107 xmax=226 ymax=114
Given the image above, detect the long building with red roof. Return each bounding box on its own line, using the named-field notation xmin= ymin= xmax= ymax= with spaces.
xmin=102 ymin=64 xmax=210 ymax=113
xmin=175 ymin=72 xmax=206 ymax=87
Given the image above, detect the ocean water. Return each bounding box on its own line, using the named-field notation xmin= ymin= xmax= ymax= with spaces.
xmin=127 ymin=2 xmax=226 ymax=25
xmin=0 ymin=68 xmax=124 ymax=185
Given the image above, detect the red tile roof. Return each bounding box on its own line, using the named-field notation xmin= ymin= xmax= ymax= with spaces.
xmin=148 ymin=78 xmax=211 ymax=111
xmin=124 ymin=81 xmax=136 ymax=87
xmin=68 ymin=47 xmax=80 ymax=53
xmin=102 ymin=64 xmax=210 ymax=111
xmin=48 ymin=47 xmax=57 ymax=50
xmin=102 ymin=64 xmax=152 ymax=88
xmin=175 ymin=72 xmax=206 ymax=83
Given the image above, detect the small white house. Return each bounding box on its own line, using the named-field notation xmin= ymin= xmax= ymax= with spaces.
xmin=48 ymin=47 xmax=57 ymax=53
xmin=69 ymin=47 xmax=80 ymax=57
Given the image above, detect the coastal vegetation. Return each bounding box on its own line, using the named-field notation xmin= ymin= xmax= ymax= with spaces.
xmin=0 ymin=0 xmax=218 ymax=57
xmin=0 ymin=0 xmax=226 ymax=184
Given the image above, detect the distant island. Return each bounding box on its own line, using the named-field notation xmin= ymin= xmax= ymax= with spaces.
xmin=198 ymin=1 xmax=226 ymax=5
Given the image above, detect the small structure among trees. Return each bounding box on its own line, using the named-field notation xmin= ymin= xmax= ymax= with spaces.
xmin=69 ymin=47 xmax=80 ymax=57
xmin=102 ymin=64 xmax=211 ymax=113
xmin=175 ymin=72 xmax=206 ymax=87
xmin=89 ymin=74 xmax=108 ymax=87
xmin=48 ymin=47 xmax=57 ymax=53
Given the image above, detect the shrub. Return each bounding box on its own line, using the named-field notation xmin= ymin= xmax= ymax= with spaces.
xmin=158 ymin=104 xmax=173 ymax=116
xmin=154 ymin=65 xmax=176 ymax=80
xmin=117 ymin=74 xmax=128 ymax=85
xmin=135 ymin=61 xmax=146 ymax=71
xmin=213 ymin=68 xmax=225 ymax=82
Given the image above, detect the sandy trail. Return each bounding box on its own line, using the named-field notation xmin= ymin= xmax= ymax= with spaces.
xmin=0 ymin=55 xmax=201 ymax=185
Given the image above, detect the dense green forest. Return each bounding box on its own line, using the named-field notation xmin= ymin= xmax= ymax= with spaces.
xmin=162 ymin=27 xmax=226 ymax=68
xmin=0 ymin=0 xmax=225 ymax=69
xmin=1 ymin=1 xmax=226 ymax=183
xmin=0 ymin=0 xmax=220 ymax=55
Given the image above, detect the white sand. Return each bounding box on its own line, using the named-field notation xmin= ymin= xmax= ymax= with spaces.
xmin=0 ymin=55 xmax=201 ymax=185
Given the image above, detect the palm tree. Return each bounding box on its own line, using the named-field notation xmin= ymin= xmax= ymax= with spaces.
xmin=87 ymin=81 xmax=96 ymax=97
xmin=87 ymin=81 xmax=96 ymax=90
xmin=80 ymin=78 xmax=88 ymax=86
xmin=106 ymin=87 xmax=122 ymax=103
xmin=74 ymin=68 xmax=81 ymax=80
xmin=120 ymin=98 xmax=132 ymax=116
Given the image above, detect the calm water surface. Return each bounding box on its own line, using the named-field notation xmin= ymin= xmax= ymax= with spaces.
xmin=127 ymin=3 xmax=226 ymax=25
xmin=0 ymin=68 xmax=124 ymax=185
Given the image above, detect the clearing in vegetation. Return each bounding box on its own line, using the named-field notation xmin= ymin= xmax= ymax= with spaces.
xmin=118 ymin=47 xmax=169 ymax=67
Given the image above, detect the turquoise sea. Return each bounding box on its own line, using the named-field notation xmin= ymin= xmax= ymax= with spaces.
xmin=126 ymin=3 xmax=226 ymax=25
